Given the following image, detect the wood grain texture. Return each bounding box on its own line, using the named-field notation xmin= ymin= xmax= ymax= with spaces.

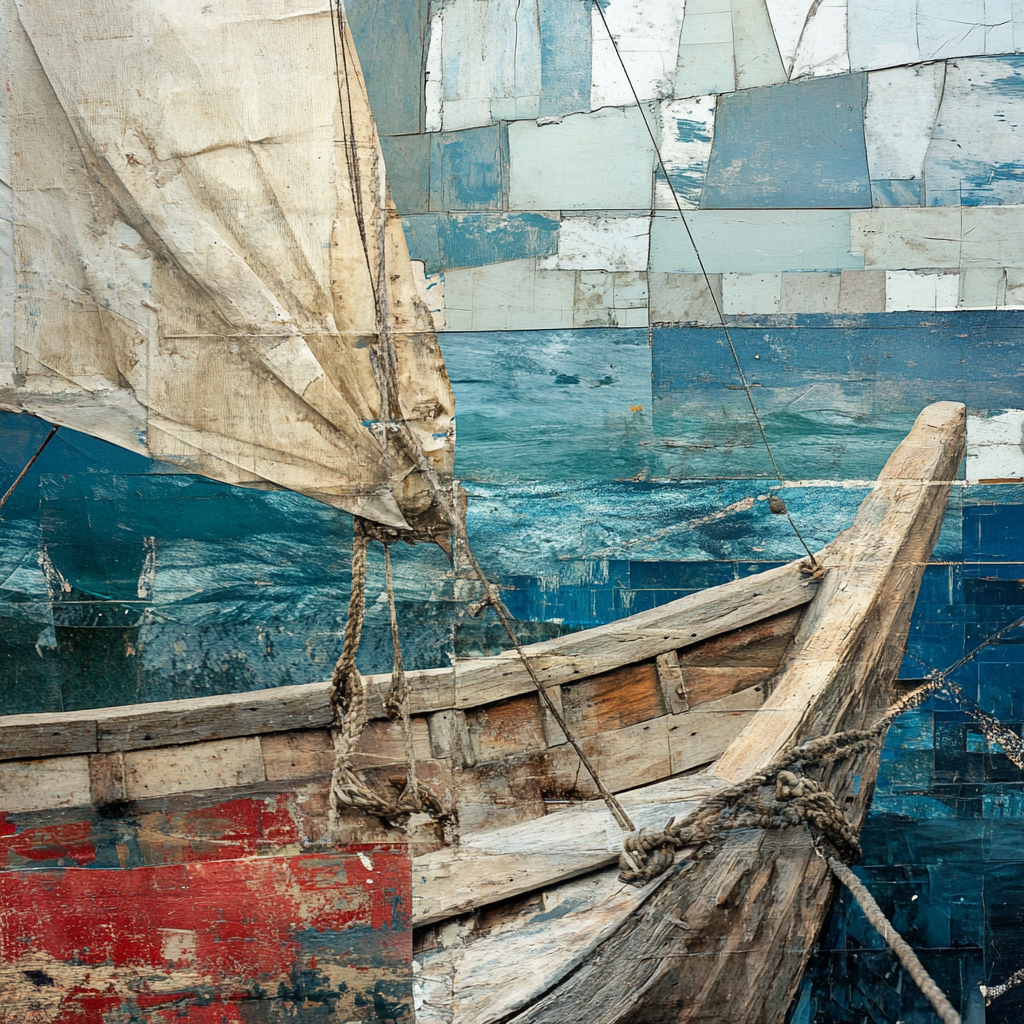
xmin=563 ymin=661 xmax=666 ymax=736
xmin=504 ymin=401 xmax=965 ymax=1024
xmin=657 ymin=651 xmax=689 ymax=713
xmin=413 ymin=773 xmax=728 ymax=927
xmin=0 ymin=564 xmax=815 ymax=761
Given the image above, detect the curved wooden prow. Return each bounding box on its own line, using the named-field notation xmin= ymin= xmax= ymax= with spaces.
xmin=506 ymin=401 xmax=966 ymax=1024
xmin=715 ymin=400 xmax=966 ymax=783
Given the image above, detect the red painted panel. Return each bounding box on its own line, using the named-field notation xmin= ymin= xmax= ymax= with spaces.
xmin=0 ymin=848 xmax=411 ymax=1023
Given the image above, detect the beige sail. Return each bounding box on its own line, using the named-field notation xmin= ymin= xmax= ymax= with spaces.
xmin=0 ymin=0 xmax=454 ymax=533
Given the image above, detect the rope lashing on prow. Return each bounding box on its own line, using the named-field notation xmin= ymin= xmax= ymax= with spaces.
xmin=620 ymin=676 xmax=963 ymax=1024
xmin=590 ymin=0 xmax=817 ymax=568
xmin=618 ymin=677 xmax=940 ymax=885
xmin=326 ymin=505 xmax=635 ymax=832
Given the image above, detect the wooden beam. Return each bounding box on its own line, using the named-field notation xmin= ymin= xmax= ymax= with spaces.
xmin=413 ymin=773 xmax=728 ymax=927
xmin=0 ymin=563 xmax=815 ymax=761
xmin=714 ymin=400 xmax=966 ymax=784
xmin=656 ymin=650 xmax=688 ymax=713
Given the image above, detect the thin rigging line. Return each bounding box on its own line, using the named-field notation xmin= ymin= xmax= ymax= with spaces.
xmin=0 ymin=425 xmax=59 ymax=510
xmin=591 ymin=1 xmax=816 ymax=563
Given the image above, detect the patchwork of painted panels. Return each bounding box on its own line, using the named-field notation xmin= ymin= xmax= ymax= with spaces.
xmin=7 ymin=0 xmax=1024 ymax=1021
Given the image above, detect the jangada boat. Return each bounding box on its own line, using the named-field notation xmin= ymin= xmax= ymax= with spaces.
xmin=0 ymin=400 xmax=964 ymax=1022
xmin=1 ymin=1 xmax=966 ymax=1020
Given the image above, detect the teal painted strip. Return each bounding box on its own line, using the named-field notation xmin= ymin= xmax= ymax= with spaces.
xmin=429 ymin=125 xmax=504 ymax=211
xmin=402 ymin=212 xmax=559 ymax=273
xmin=871 ymin=179 xmax=922 ymax=207
xmin=345 ymin=0 xmax=428 ymax=136
xmin=538 ymin=0 xmax=592 ymax=118
xmin=703 ymin=74 xmax=871 ymax=209
xmin=649 ymin=210 xmax=862 ymax=273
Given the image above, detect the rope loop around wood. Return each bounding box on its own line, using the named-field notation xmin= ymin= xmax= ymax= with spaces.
xmin=328 ymin=517 xmax=440 ymax=824
xmin=619 ymin=679 xmax=943 ymax=887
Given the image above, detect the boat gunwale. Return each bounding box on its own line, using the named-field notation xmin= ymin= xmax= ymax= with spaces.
xmin=0 ymin=563 xmax=818 ymax=762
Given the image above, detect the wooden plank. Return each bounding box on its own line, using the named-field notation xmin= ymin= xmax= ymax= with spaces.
xmin=0 ymin=564 xmax=813 ymax=762
xmin=656 ymin=650 xmax=689 ymax=713
xmin=465 ymin=694 xmax=547 ymax=763
xmin=0 ymin=756 xmax=92 ymax=813
xmin=96 ymin=683 xmax=334 ymax=752
xmin=261 ymin=729 xmax=334 ymax=782
xmin=678 ymin=665 xmax=775 ymax=706
xmin=427 ymin=709 xmax=475 ymax=767
xmin=89 ymin=752 xmax=126 ymax=806
xmin=418 ymin=689 xmax=763 ymax=924
xmin=412 ymin=774 xmax=728 ymax=927
xmin=675 ymin=607 xmax=803 ymax=668
xmin=415 ymin=867 xmax=667 ymax=1024
xmin=507 ymin=401 xmax=965 ymax=1024
xmin=563 ymin=660 xmax=666 ymax=737
xmin=445 ymin=561 xmax=814 ymax=713
xmin=122 ymin=737 xmax=266 ymax=802
xmin=667 ymin=686 xmax=766 ymax=775
xmin=581 ymin=717 xmax=672 ymax=794
xmin=539 ymin=686 xmax=567 ymax=747
xmin=0 ymin=713 xmax=98 ymax=762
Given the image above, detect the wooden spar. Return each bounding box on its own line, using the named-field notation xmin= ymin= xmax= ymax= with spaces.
xmin=0 ymin=562 xmax=815 ymax=763
xmin=499 ymin=401 xmax=965 ymax=1024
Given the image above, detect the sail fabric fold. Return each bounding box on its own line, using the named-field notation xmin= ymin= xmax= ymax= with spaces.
xmin=0 ymin=0 xmax=454 ymax=532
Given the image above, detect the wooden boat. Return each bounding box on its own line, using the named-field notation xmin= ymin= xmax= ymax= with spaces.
xmin=0 ymin=400 xmax=964 ymax=1023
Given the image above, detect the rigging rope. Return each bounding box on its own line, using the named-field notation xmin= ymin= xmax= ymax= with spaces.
xmin=0 ymin=424 xmax=59 ymax=510
xmin=590 ymin=1 xmax=817 ymax=565
xmin=828 ymin=856 xmax=961 ymax=1024
xmin=328 ymin=519 xmax=441 ymax=822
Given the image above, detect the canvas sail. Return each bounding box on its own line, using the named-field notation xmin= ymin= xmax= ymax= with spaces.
xmin=0 ymin=0 xmax=454 ymax=534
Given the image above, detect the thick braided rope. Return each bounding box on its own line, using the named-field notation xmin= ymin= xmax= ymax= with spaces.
xmin=328 ymin=521 xmax=441 ymax=822
xmin=981 ymin=966 xmax=1024 ymax=1005
xmin=829 ymin=856 xmax=961 ymax=1024
xmin=619 ymin=678 xmax=942 ymax=886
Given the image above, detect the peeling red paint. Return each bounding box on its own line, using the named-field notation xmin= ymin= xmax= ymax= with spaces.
xmin=1 ymin=847 xmax=411 ymax=1023
xmin=179 ymin=795 xmax=301 ymax=861
xmin=0 ymin=815 xmax=95 ymax=867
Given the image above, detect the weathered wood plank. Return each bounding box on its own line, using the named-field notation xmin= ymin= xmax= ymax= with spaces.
xmin=675 ymin=607 xmax=803 ymax=669
xmin=466 ymin=694 xmax=548 ymax=763
xmin=668 ymin=686 xmax=766 ymax=775
xmin=539 ymin=686 xmax=567 ymax=746
xmin=123 ymin=737 xmax=266 ymax=801
xmin=0 ymin=713 xmax=98 ymax=761
xmin=428 ymin=709 xmax=476 ymax=767
xmin=656 ymin=650 xmax=689 ymax=713
xmin=0 ymin=563 xmax=814 ymax=761
xmin=715 ymin=401 xmax=966 ymax=784
xmin=96 ymin=683 xmax=334 ymax=753
xmin=678 ymin=665 xmax=775 ymax=706
xmin=89 ymin=752 xmax=126 ymax=807
xmin=563 ymin=661 xmax=666 ymax=737
xmin=412 ymin=774 xmax=728 ymax=927
xmin=415 ymin=867 xmax=670 ymax=1024
xmin=0 ymin=756 xmax=92 ymax=813
xmin=445 ymin=561 xmax=814 ymax=711
xmin=506 ymin=401 xmax=965 ymax=1024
